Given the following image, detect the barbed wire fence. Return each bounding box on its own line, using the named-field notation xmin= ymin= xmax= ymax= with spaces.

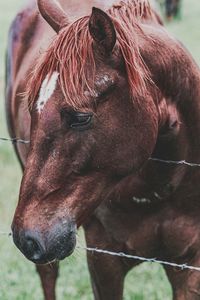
xmin=2 ymin=135 xmax=200 ymax=273
xmin=0 ymin=137 xmax=30 ymax=144
xmin=2 ymin=136 xmax=200 ymax=167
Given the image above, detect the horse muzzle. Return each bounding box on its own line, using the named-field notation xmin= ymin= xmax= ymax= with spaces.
xmin=12 ymin=220 xmax=76 ymax=264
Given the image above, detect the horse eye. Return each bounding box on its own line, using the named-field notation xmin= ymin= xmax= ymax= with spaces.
xmin=61 ymin=110 xmax=93 ymax=130
xmin=70 ymin=112 xmax=93 ymax=129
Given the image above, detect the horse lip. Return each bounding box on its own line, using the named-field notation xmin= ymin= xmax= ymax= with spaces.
xmin=36 ymin=258 xmax=58 ymax=266
xmin=30 ymin=253 xmax=55 ymax=265
xmin=56 ymin=240 xmax=76 ymax=261
xmin=30 ymin=243 xmax=76 ymax=265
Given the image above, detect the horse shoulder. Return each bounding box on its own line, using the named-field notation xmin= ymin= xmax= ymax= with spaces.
xmin=5 ymin=1 xmax=44 ymax=167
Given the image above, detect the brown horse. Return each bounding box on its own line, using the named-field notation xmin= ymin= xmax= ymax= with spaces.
xmin=165 ymin=0 xmax=181 ymax=20
xmin=6 ymin=0 xmax=200 ymax=299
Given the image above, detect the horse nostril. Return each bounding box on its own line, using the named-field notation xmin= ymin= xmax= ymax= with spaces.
xmin=12 ymin=229 xmax=46 ymax=262
xmin=25 ymin=237 xmax=43 ymax=261
xmin=22 ymin=235 xmax=44 ymax=262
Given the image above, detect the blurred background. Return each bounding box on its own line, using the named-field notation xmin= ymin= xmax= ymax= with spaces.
xmin=0 ymin=0 xmax=200 ymax=299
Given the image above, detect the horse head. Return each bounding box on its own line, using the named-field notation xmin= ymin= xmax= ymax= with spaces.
xmin=12 ymin=0 xmax=159 ymax=264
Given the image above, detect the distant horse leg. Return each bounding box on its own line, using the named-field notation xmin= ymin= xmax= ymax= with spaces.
xmin=84 ymin=218 xmax=129 ymax=300
xmin=165 ymin=260 xmax=200 ymax=300
xmin=36 ymin=263 xmax=59 ymax=300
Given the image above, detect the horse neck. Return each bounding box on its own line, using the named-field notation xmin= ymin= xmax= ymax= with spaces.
xmin=101 ymin=27 xmax=200 ymax=209
xmin=59 ymin=0 xmax=117 ymax=21
xmin=142 ymin=28 xmax=200 ymax=162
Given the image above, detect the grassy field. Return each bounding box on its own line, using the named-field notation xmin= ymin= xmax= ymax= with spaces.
xmin=0 ymin=0 xmax=200 ymax=299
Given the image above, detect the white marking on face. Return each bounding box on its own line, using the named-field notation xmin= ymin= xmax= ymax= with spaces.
xmin=132 ymin=196 xmax=151 ymax=204
xmin=37 ymin=71 xmax=59 ymax=113
xmin=154 ymin=192 xmax=162 ymax=200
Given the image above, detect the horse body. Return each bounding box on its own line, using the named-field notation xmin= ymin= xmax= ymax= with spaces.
xmin=165 ymin=0 xmax=181 ymax=19
xmin=6 ymin=0 xmax=200 ymax=299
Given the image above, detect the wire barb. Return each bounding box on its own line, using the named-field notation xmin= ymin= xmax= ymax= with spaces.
xmin=0 ymin=137 xmax=30 ymax=144
xmin=77 ymin=246 xmax=200 ymax=272
xmin=149 ymin=157 xmax=200 ymax=167
xmin=0 ymin=231 xmax=12 ymax=236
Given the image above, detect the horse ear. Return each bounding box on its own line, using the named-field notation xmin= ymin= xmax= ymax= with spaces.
xmin=37 ymin=0 xmax=69 ymax=33
xmin=89 ymin=7 xmax=116 ymax=53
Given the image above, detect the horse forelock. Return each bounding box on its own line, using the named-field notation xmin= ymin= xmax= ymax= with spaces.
xmin=27 ymin=0 xmax=158 ymax=111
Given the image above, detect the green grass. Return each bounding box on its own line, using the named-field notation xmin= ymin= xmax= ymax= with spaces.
xmin=0 ymin=0 xmax=200 ymax=299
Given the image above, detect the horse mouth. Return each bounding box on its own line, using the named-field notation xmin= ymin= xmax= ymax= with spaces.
xmin=12 ymin=221 xmax=77 ymax=265
xmin=30 ymin=244 xmax=76 ymax=265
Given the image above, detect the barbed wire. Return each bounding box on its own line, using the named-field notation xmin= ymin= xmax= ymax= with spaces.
xmin=77 ymin=246 xmax=200 ymax=272
xmin=2 ymin=135 xmax=200 ymax=272
xmin=1 ymin=136 xmax=200 ymax=167
xmin=0 ymin=232 xmax=200 ymax=272
xmin=0 ymin=231 xmax=12 ymax=236
xmin=149 ymin=157 xmax=200 ymax=167
xmin=1 ymin=234 xmax=200 ymax=272
xmin=0 ymin=137 xmax=29 ymax=144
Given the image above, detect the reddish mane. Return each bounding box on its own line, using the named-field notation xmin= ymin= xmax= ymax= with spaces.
xmin=27 ymin=0 xmax=160 ymax=110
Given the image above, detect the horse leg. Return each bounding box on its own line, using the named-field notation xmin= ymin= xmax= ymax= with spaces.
xmin=84 ymin=218 xmax=129 ymax=300
xmin=165 ymin=259 xmax=200 ymax=300
xmin=36 ymin=262 xmax=59 ymax=300
xmin=87 ymin=253 xmax=126 ymax=300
